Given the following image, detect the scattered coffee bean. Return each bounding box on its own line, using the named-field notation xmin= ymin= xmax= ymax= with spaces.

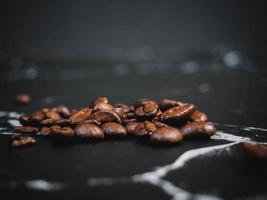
xmin=11 ymin=136 xmax=36 ymax=147
xmin=69 ymin=108 xmax=92 ymax=124
xmin=243 ymin=142 xmax=267 ymax=159
xmin=101 ymin=122 xmax=127 ymax=136
xmin=151 ymin=127 xmax=183 ymax=144
xmin=159 ymin=99 xmax=183 ymax=111
xmin=90 ymin=110 xmax=121 ymax=124
xmin=180 ymin=122 xmax=216 ymax=138
xmin=190 ymin=110 xmax=208 ymax=122
xmin=16 ymin=94 xmax=31 ymax=105
xmin=15 ymin=126 xmax=39 ymax=134
xmin=75 ymin=123 xmax=104 ymax=139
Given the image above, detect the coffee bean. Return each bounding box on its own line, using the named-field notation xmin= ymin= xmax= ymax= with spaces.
xmin=53 ymin=119 xmax=72 ymax=127
xmin=40 ymin=127 xmax=51 ymax=136
xmin=135 ymin=101 xmax=159 ymax=120
xmin=82 ymin=119 xmax=101 ymax=126
xmin=144 ymin=121 xmax=157 ymax=134
xmin=31 ymin=111 xmax=46 ymax=122
xmin=16 ymin=94 xmax=31 ymax=105
xmin=75 ymin=123 xmax=104 ymax=139
xmin=159 ymin=99 xmax=183 ymax=111
xmin=90 ymin=110 xmax=121 ymax=124
xmin=114 ymin=104 xmax=132 ymax=119
xmin=93 ymin=102 xmax=114 ymax=111
xmin=101 ymin=122 xmax=127 ymax=136
xmin=90 ymin=96 xmax=109 ymax=107
xmin=134 ymin=98 xmax=155 ymax=109
xmin=15 ymin=126 xmax=39 ymax=134
xmin=152 ymin=121 xmax=169 ymax=128
xmin=150 ymin=127 xmax=183 ymax=144
xmin=190 ymin=110 xmax=208 ymax=122
xmin=160 ymin=103 xmax=196 ymax=124
xmin=243 ymin=142 xmax=267 ymax=159
xmin=180 ymin=122 xmax=216 ymax=138
xmin=53 ymin=105 xmax=71 ymax=117
xmin=11 ymin=136 xmax=36 ymax=147
xmin=69 ymin=108 xmax=92 ymax=124
xmin=131 ymin=122 xmax=148 ymax=136
xmin=50 ymin=126 xmax=75 ymax=137
xmin=125 ymin=121 xmax=139 ymax=134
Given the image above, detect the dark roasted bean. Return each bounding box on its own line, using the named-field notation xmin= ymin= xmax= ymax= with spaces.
xmin=243 ymin=142 xmax=267 ymax=159
xmin=135 ymin=101 xmax=159 ymax=120
xmin=16 ymin=94 xmax=31 ymax=105
xmin=180 ymin=122 xmax=216 ymax=138
xmin=53 ymin=119 xmax=72 ymax=127
xmin=134 ymin=98 xmax=155 ymax=109
xmin=54 ymin=105 xmax=71 ymax=117
xmin=160 ymin=103 xmax=196 ymax=123
xmin=40 ymin=127 xmax=51 ymax=136
xmin=153 ymin=121 xmax=169 ymax=128
xmin=159 ymin=99 xmax=183 ymax=111
xmin=114 ymin=104 xmax=132 ymax=113
xmin=150 ymin=127 xmax=183 ymax=144
xmin=50 ymin=126 xmax=75 ymax=137
xmin=31 ymin=111 xmax=46 ymax=121
xmin=11 ymin=136 xmax=36 ymax=147
xmin=15 ymin=126 xmax=39 ymax=134
xmin=90 ymin=110 xmax=121 ymax=124
xmin=125 ymin=121 xmax=140 ymax=134
xmin=93 ymin=102 xmax=114 ymax=111
xmin=45 ymin=109 xmax=61 ymax=120
xmin=122 ymin=118 xmax=137 ymax=125
xmin=75 ymin=123 xmax=104 ymax=139
xmin=82 ymin=119 xmax=101 ymax=126
xmin=190 ymin=110 xmax=208 ymax=122
xmin=90 ymin=96 xmax=109 ymax=107
xmin=131 ymin=122 xmax=147 ymax=136
xmin=101 ymin=122 xmax=127 ymax=136
xmin=144 ymin=121 xmax=157 ymax=134
xmin=69 ymin=108 xmax=92 ymax=124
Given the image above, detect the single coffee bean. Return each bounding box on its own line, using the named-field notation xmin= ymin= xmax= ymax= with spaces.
xmin=159 ymin=99 xmax=183 ymax=111
xmin=131 ymin=122 xmax=148 ymax=136
xmin=135 ymin=101 xmax=159 ymax=120
xmin=90 ymin=110 xmax=121 ymax=124
xmin=50 ymin=126 xmax=75 ymax=137
xmin=180 ymin=122 xmax=216 ymax=138
xmin=40 ymin=127 xmax=51 ymax=136
xmin=69 ymin=108 xmax=92 ymax=124
xmin=16 ymin=94 xmax=31 ymax=105
xmin=15 ymin=126 xmax=39 ymax=134
xmin=31 ymin=111 xmax=46 ymax=122
xmin=125 ymin=121 xmax=140 ymax=134
xmin=101 ymin=122 xmax=127 ymax=136
xmin=90 ymin=96 xmax=109 ymax=107
xmin=243 ymin=142 xmax=267 ymax=159
xmin=134 ymin=98 xmax=155 ymax=109
xmin=160 ymin=103 xmax=196 ymax=123
xmin=11 ymin=136 xmax=36 ymax=147
xmin=144 ymin=121 xmax=157 ymax=134
xmin=44 ymin=109 xmax=61 ymax=121
xmin=114 ymin=104 xmax=132 ymax=113
xmin=53 ymin=105 xmax=71 ymax=117
xmin=93 ymin=102 xmax=114 ymax=111
xmin=75 ymin=123 xmax=104 ymax=139
xmin=151 ymin=127 xmax=183 ymax=144
xmin=190 ymin=110 xmax=208 ymax=122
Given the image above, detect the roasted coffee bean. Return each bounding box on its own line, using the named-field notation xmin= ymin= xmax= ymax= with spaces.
xmin=160 ymin=103 xmax=196 ymax=123
xmin=93 ymin=102 xmax=114 ymax=111
xmin=125 ymin=121 xmax=140 ymax=134
xmin=90 ymin=110 xmax=121 ymax=124
xmin=75 ymin=123 xmax=104 ymax=139
xmin=131 ymin=122 xmax=147 ymax=136
xmin=122 ymin=118 xmax=137 ymax=125
xmin=115 ymin=104 xmax=132 ymax=113
xmin=243 ymin=142 xmax=267 ymax=159
xmin=11 ymin=136 xmax=36 ymax=147
xmin=134 ymin=98 xmax=155 ymax=109
xmin=81 ymin=119 xmax=101 ymax=126
xmin=159 ymin=99 xmax=183 ymax=111
xmin=15 ymin=126 xmax=39 ymax=134
xmin=40 ymin=127 xmax=51 ymax=136
xmin=53 ymin=119 xmax=72 ymax=127
xmin=41 ymin=118 xmax=57 ymax=126
xmin=144 ymin=121 xmax=157 ymax=134
xmin=90 ymin=96 xmax=109 ymax=107
xmin=54 ymin=105 xmax=71 ymax=117
xmin=50 ymin=126 xmax=75 ymax=137
xmin=101 ymin=122 xmax=127 ymax=136
xmin=16 ymin=94 xmax=31 ymax=105
xmin=45 ymin=109 xmax=61 ymax=120
xmin=31 ymin=111 xmax=46 ymax=121
xmin=135 ymin=101 xmax=159 ymax=120
xmin=126 ymin=112 xmax=136 ymax=119
xmin=152 ymin=121 xmax=169 ymax=128
xmin=150 ymin=127 xmax=183 ymax=144
xmin=190 ymin=110 xmax=208 ymax=122
xmin=69 ymin=108 xmax=92 ymax=124
xmin=180 ymin=122 xmax=216 ymax=138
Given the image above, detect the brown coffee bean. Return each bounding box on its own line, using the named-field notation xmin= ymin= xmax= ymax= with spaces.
xmin=134 ymin=98 xmax=155 ymax=109
xmin=152 ymin=121 xmax=169 ymax=128
xmin=159 ymin=99 xmax=183 ymax=111
xmin=40 ymin=127 xmax=51 ymax=136
xmin=11 ymin=136 xmax=36 ymax=147
xmin=31 ymin=111 xmax=46 ymax=121
xmin=151 ymin=127 xmax=183 ymax=144
xmin=144 ymin=121 xmax=157 ymax=134
xmin=75 ymin=123 xmax=104 ymax=139
xmin=82 ymin=119 xmax=101 ymax=126
xmin=101 ymin=122 xmax=127 ymax=136
xmin=122 ymin=118 xmax=137 ymax=125
xmin=90 ymin=110 xmax=121 ymax=124
xmin=16 ymin=94 xmax=31 ymax=105
xmin=115 ymin=104 xmax=132 ymax=113
xmin=15 ymin=126 xmax=39 ymax=134
xmin=190 ymin=110 xmax=208 ymax=122
xmin=69 ymin=108 xmax=92 ymax=124
xmin=90 ymin=96 xmax=109 ymax=107
xmin=50 ymin=126 xmax=75 ymax=137
xmin=180 ymin=122 xmax=216 ymax=138
xmin=53 ymin=105 xmax=71 ymax=117
xmin=93 ymin=102 xmax=114 ymax=111
xmin=53 ymin=119 xmax=72 ymax=127
xmin=41 ymin=118 xmax=56 ymax=126
xmin=125 ymin=121 xmax=139 ymax=134
xmin=45 ymin=109 xmax=61 ymax=120
xmin=131 ymin=122 xmax=148 ymax=136
xmin=243 ymin=142 xmax=267 ymax=159
xmin=160 ymin=103 xmax=196 ymax=123
xmin=135 ymin=101 xmax=159 ymax=120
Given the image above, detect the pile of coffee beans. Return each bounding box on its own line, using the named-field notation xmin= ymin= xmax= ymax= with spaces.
xmin=12 ymin=97 xmax=216 ymax=147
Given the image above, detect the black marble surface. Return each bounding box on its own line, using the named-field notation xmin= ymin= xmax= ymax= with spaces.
xmin=0 ymin=54 xmax=267 ymax=200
